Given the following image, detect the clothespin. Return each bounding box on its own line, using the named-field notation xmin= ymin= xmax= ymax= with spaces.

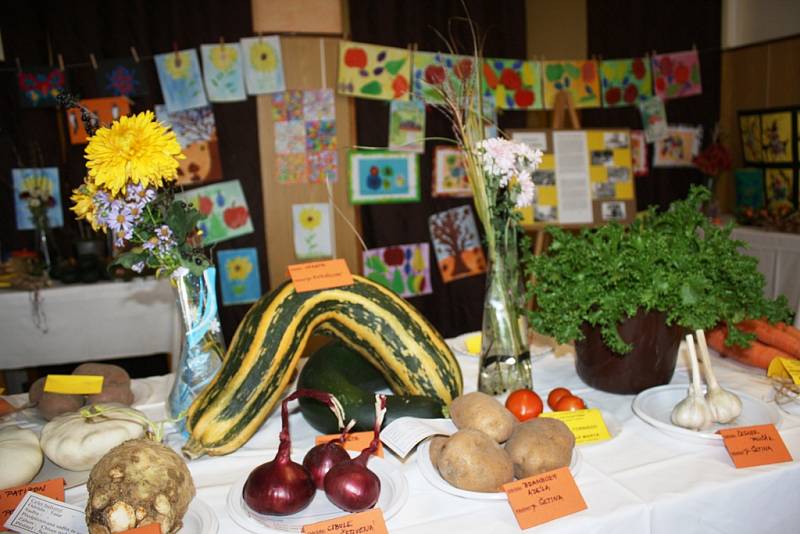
xmin=130 ymin=45 xmax=140 ymax=63
xmin=89 ymin=53 xmax=98 ymax=70
xmin=15 ymin=57 xmax=22 ymax=72
xmin=57 ymin=53 xmax=65 ymax=71
xmin=218 ymin=36 xmax=226 ymax=59
xmin=257 ymin=31 xmax=264 ymax=43
xmin=173 ymin=41 xmax=181 ymax=64
xmin=692 ymin=42 xmax=697 ymax=51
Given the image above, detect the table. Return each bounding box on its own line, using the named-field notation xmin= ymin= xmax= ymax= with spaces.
xmin=731 ymin=226 xmax=800 ymax=326
xmin=0 ymin=278 xmax=182 ymax=371
xmin=3 ymin=341 xmax=799 ymax=534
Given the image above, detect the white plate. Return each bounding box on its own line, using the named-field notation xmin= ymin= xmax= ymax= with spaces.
xmin=417 ymin=440 xmax=582 ymax=500
xmin=448 ymin=331 xmax=553 ymax=359
xmin=632 ymin=384 xmax=782 ymax=444
xmin=227 ymin=454 xmax=408 ymax=533
xmin=65 ymin=487 xmax=218 ymax=534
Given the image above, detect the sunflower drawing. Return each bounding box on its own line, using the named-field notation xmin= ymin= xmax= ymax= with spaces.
xmin=210 ymin=45 xmax=238 ymax=72
xmin=164 ymin=52 xmax=192 ymax=79
xmin=226 ymin=255 xmax=253 ymax=281
xmin=299 ymin=207 xmax=322 ymax=230
xmin=249 ymin=41 xmax=278 ymax=72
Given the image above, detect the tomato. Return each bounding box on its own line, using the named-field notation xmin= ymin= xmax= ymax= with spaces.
xmin=505 ymin=389 xmax=544 ymax=421
xmin=554 ymin=395 xmax=586 ymax=412
xmin=547 ymin=387 xmax=572 ymax=410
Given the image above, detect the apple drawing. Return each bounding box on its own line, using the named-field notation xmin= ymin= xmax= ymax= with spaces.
xmin=198 ymin=195 xmax=213 ymax=215
xmin=223 ymin=204 xmax=249 ymax=229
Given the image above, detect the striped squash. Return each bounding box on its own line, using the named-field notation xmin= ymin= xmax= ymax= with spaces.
xmin=182 ymin=275 xmax=462 ymax=458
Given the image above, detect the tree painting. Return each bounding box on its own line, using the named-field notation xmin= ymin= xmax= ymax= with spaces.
xmin=155 ymin=105 xmax=222 ymax=186
xmin=428 ymin=205 xmax=486 ymax=283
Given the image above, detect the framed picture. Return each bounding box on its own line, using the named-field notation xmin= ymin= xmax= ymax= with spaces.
xmin=348 ymin=150 xmax=420 ymax=204
xmin=432 ymin=145 xmax=471 ymax=197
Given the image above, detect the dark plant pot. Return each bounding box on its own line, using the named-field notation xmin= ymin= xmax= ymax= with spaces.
xmin=574 ymin=309 xmax=686 ymax=394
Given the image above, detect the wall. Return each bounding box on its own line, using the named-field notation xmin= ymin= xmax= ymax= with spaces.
xmin=722 ymin=0 xmax=800 ymax=49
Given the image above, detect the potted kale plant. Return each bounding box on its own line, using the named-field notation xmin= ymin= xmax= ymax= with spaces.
xmin=527 ymin=186 xmax=792 ymax=394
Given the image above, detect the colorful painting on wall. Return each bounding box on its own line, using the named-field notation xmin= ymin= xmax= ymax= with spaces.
xmin=240 ymin=36 xmax=285 ymax=95
xmin=18 ymin=67 xmax=65 ymax=108
xmin=337 ymin=41 xmax=411 ymax=101
xmin=734 ymin=168 xmax=766 ymax=210
xmin=155 ymin=105 xmax=223 ymax=186
xmin=760 ymin=111 xmax=792 ymax=163
xmin=542 ymin=60 xmax=600 ymax=109
xmin=201 ymin=42 xmax=246 ymax=102
xmin=739 ymin=114 xmax=763 ymax=163
xmin=412 ymin=51 xmax=473 ymax=103
xmin=428 ymin=205 xmax=486 ymax=283
xmin=154 ymin=49 xmax=208 ymax=112
xmin=651 ymin=50 xmax=702 ymax=100
xmin=96 ymin=58 xmax=148 ymax=97
xmin=600 ymin=57 xmax=652 ymax=108
xmin=765 ymin=168 xmax=794 ymax=209
xmin=388 ymin=100 xmax=425 ymax=153
xmin=432 ymin=145 xmax=471 ymax=197
xmin=12 ymin=167 xmax=63 ymax=230
xmin=652 ymin=125 xmax=702 ymax=168
xmin=176 ymin=180 xmax=253 ymax=245
xmin=292 ymin=203 xmax=333 ymax=260
xmin=66 ymin=97 xmax=130 ymax=144
xmin=362 ymin=243 xmax=432 ymax=298
xmin=483 ymin=58 xmax=543 ymax=110
xmin=349 ymin=151 xmax=419 ymax=204
xmin=272 ymin=89 xmax=337 ymax=184
xmin=218 ymin=247 xmax=262 ymax=306
xmin=638 ymin=96 xmax=668 ymax=142
xmin=630 ymin=130 xmax=648 ymax=176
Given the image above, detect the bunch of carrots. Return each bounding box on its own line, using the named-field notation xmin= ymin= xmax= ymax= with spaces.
xmin=706 ymin=320 xmax=800 ymax=369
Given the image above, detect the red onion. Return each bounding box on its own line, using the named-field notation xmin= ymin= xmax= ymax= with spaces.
xmin=303 ymin=418 xmax=353 ymax=489
xmin=324 ymin=395 xmax=387 ymax=512
xmin=243 ymin=389 xmax=342 ymax=516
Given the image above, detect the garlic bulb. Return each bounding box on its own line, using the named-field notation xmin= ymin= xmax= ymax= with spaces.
xmin=671 ymin=334 xmax=714 ymax=431
xmin=696 ymin=329 xmax=743 ymax=423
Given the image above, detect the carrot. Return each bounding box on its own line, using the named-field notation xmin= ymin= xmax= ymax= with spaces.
xmin=775 ymin=322 xmax=800 ymax=344
xmin=736 ymin=319 xmax=800 ymax=358
xmin=706 ymin=326 xmax=795 ymax=369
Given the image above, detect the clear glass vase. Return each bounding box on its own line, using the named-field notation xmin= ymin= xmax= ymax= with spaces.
xmin=478 ymin=229 xmax=532 ymax=396
xmin=167 ymin=267 xmax=226 ymax=423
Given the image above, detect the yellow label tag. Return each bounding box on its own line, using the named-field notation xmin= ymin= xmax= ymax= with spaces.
xmin=541 ymin=408 xmax=611 ymax=444
xmin=44 ymin=375 xmax=104 ymax=395
xmin=767 ymin=357 xmax=800 ymax=385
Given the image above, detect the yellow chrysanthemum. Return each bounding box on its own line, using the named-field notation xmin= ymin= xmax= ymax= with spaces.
xmin=164 ymin=51 xmax=192 ymax=79
xmin=85 ymin=111 xmax=184 ymax=196
xmin=227 ymin=256 xmax=253 ymax=281
xmin=70 ymin=180 xmax=102 ymax=230
xmin=211 ymin=45 xmax=237 ymax=72
xmin=298 ymin=207 xmax=322 ymax=230
xmin=249 ymin=42 xmax=277 ymax=73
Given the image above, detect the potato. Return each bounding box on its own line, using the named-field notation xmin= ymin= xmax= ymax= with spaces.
xmin=74 ymin=364 xmax=134 ymax=406
xmin=449 ymin=392 xmax=516 ymax=442
xmin=28 ymin=377 xmax=84 ymax=421
xmin=436 ymin=429 xmax=514 ymax=492
xmin=428 ymin=436 xmax=448 ymax=468
xmin=87 ymin=383 xmax=135 ymax=406
xmin=504 ymin=418 xmax=575 ymax=479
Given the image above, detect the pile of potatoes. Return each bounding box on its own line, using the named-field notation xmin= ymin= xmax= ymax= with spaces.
xmin=430 ymin=392 xmax=575 ymax=493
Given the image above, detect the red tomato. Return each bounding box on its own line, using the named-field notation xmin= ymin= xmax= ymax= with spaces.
xmin=554 ymin=395 xmax=586 ymax=412
xmin=547 ymin=387 xmax=572 ymax=410
xmin=505 ymin=389 xmax=543 ymax=421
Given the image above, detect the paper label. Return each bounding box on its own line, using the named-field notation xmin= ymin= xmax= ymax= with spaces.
xmin=44 ymin=374 xmax=104 ymax=395
xmin=767 ymin=357 xmax=800 ymax=385
xmin=0 ymin=398 xmax=15 ymax=417
xmin=315 ymin=431 xmax=383 ymax=458
xmin=718 ymin=424 xmax=793 ymax=468
xmin=502 ymin=466 xmax=587 ymax=529
xmin=288 ymin=259 xmax=354 ymax=293
xmin=0 ymin=478 xmax=65 ymax=528
xmin=540 ymin=409 xmax=611 ymax=444
xmin=463 ymin=333 xmax=481 ymax=355
xmin=121 ymin=525 xmax=162 ymax=534
xmin=380 ymin=417 xmax=454 ymax=458
xmin=302 ymin=508 xmax=388 ymax=534
xmin=3 ymin=491 xmax=85 ymax=534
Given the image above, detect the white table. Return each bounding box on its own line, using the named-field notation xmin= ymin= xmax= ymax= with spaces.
xmin=731 ymin=226 xmax=800 ymax=326
xmin=5 ymin=339 xmax=796 ymax=534
xmin=0 ymin=278 xmax=182 ymax=371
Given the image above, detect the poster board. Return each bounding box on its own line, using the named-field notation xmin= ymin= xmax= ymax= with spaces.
xmin=509 ymin=128 xmax=638 ymax=228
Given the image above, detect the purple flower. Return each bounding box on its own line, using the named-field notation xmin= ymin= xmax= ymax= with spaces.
xmin=156 ymin=225 xmax=173 ymax=241
xmin=107 ymin=202 xmax=134 ymax=235
xmin=142 ymin=237 xmax=159 ymax=251
xmin=131 ymin=261 xmax=145 ymax=273
xmin=126 ymin=184 xmax=156 ymax=206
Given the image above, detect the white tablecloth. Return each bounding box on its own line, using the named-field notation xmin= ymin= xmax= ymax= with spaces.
xmin=0 ymin=278 xmax=182 ymax=370
xmin=3 ymin=343 xmax=799 ymax=534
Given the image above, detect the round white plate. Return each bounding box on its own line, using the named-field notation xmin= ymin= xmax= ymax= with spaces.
xmin=227 ymin=455 xmax=408 ymax=533
xmin=65 ymin=487 xmax=218 ymax=534
xmin=417 ymin=440 xmax=582 ymax=500
xmin=632 ymin=384 xmax=782 ymax=444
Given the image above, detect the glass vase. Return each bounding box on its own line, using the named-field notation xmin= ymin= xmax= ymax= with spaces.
xmin=35 ymin=226 xmax=52 ymax=273
xmin=478 ymin=229 xmax=532 ymax=396
xmin=167 ymin=267 xmax=226 ymax=423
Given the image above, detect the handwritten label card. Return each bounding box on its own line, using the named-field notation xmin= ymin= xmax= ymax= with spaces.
xmin=44 ymin=374 xmax=104 ymax=395
xmin=718 ymin=424 xmax=793 ymax=468
xmin=302 ymin=508 xmax=388 ymax=534
xmin=316 ymin=431 xmax=383 ymax=457
xmin=121 ymin=524 xmax=162 ymax=534
xmin=0 ymin=478 xmax=65 ymax=528
xmin=3 ymin=491 xmax=86 ymax=534
xmin=541 ymin=409 xmax=612 ymax=444
xmin=767 ymin=357 xmax=800 ymax=385
xmin=288 ymin=259 xmax=353 ymax=293
xmin=380 ymin=417 xmax=454 ymax=458
xmin=502 ymin=466 xmax=587 ymax=529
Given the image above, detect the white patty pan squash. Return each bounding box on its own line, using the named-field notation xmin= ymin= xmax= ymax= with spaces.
xmin=0 ymin=425 xmax=44 ymax=489
xmin=40 ymin=403 xmax=147 ymax=471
